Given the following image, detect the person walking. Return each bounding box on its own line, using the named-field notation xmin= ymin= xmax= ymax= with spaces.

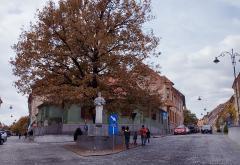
xmin=146 ymin=128 xmax=150 ymax=143
xmin=133 ymin=131 xmax=138 ymax=145
xmin=73 ymin=128 xmax=83 ymax=141
xmin=84 ymin=121 xmax=88 ymax=135
xmin=139 ymin=125 xmax=147 ymax=146
xmin=124 ymin=126 xmax=131 ymax=149
xmin=24 ymin=132 xmax=28 ymax=139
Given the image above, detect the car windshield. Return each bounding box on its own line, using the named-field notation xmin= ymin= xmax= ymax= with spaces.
xmin=202 ymin=125 xmax=211 ymax=129
xmin=177 ymin=125 xmax=185 ymax=128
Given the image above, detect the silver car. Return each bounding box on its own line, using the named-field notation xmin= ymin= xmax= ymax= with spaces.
xmin=0 ymin=131 xmax=7 ymax=144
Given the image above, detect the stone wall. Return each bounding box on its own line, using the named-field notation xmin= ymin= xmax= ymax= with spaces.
xmin=35 ymin=123 xmax=170 ymax=136
xmin=76 ymin=135 xmax=124 ymax=150
xmin=228 ymin=126 xmax=240 ymax=146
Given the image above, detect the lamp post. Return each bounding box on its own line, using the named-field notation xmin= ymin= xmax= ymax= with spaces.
xmin=213 ymin=49 xmax=240 ymax=125
xmin=0 ymin=97 xmax=2 ymax=107
xmin=197 ymin=96 xmax=202 ymax=101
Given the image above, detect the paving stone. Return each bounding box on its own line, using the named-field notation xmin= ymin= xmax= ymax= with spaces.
xmin=1 ymin=134 xmax=240 ymax=165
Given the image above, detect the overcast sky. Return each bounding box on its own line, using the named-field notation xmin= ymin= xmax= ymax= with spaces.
xmin=1 ymin=0 xmax=240 ymax=125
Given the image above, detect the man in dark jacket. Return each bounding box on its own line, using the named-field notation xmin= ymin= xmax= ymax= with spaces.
xmin=124 ymin=126 xmax=131 ymax=149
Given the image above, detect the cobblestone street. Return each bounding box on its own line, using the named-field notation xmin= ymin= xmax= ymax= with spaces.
xmin=1 ymin=134 xmax=240 ymax=165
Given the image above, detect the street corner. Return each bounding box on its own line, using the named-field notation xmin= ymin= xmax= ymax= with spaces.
xmin=63 ymin=143 xmax=141 ymax=157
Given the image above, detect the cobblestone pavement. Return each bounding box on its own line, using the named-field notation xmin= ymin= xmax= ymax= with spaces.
xmin=1 ymin=134 xmax=240 ymax=165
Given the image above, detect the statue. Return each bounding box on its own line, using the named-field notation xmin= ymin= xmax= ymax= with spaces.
xmin=94 ymin=92 xmax=105 ymax=124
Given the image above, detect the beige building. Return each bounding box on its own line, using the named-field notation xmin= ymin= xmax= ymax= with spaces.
xmin=145 ymin=69 xmax=185 ymax=132
xmin=159 ymin=76 xmax=185 ymax=131
xmin=28 ymin=94 xmax=43 ymax=127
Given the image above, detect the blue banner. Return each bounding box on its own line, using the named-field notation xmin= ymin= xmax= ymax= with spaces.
xmin=162 ymin=111 xmax=168 ymax=120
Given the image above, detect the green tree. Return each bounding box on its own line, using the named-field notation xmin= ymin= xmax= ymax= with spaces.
xmin=184 ymin=109 xmax=198 ymax=126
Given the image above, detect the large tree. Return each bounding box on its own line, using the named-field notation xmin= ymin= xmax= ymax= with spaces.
xmin=11 ymin=0 xmax=160 ymax=112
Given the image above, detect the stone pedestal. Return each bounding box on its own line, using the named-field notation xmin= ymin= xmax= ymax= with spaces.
xmin=88 ymin=124 xmax=108 ymax=136
xmin=76 ymin=124 xmax=123 ymax=150
xmin=76 ymin=135 xmax=123 ymax=150
xmin=95 ymin=105 xmax=103 ymax=124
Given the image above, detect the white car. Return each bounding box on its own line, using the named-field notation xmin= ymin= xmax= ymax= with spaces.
xmin=201 ymin=125 xmax=212 ymax=134
xmin=0 ymin=131 xmax=7 ymax=144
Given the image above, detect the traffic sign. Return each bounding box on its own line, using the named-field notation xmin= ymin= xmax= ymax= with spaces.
xmin=108 ymin=114 xmax=118 ymax=135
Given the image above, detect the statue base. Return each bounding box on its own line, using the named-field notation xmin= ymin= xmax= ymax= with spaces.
xmin=76 ymin=124 xmax=123 ymax=150
xmin=76 ymin=135 xmax=123 ymax=150
xmin=88 ymin=124 xmax=108 ymax=136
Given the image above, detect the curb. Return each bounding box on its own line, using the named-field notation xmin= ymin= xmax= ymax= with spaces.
xmin=64 ymin=144 xmax=141 ymax=157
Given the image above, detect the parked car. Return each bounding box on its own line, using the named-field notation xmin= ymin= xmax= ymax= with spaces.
xmin=186 ymin=127 xmax=190 ymax=134
xmin=4 ymin=130 xmax=12 ymax=137
xmin=201 ymin=125 xmax=212 ymax=134
xmin=188 ymin=125 xmax=199 ymax=133
xmin=0 ymin=131 xmax=7 ymax=145
xmin=174 ymin=125 xmax=188 ymax=135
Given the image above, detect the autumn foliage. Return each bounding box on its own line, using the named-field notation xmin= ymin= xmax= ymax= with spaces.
xmin=11 ymin=0 xmax=161 ymax=114
xmin=10 ymin=116 xmax=29 ymax=135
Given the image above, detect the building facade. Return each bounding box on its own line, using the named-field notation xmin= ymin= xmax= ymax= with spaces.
xmin=158 ymin=76 xmax=185 ymax=132
xmin=232 ymin=73 xmax=240 ymax=125
xmin=28 ymin=69 xmax=186 ymax=135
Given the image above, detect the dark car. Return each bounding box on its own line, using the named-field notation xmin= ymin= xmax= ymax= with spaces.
xmin=188 ymin=125 xmax=198 ymax=133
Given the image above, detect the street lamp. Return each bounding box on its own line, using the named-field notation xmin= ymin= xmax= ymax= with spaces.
xmin=214 ymin=48 xmax=240 ymax=125
xmin=0 ymin=97 xmax=2 ymax=107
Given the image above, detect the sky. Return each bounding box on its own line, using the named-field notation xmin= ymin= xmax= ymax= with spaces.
xmin=1 ymin=0 xmax=240 ymax=125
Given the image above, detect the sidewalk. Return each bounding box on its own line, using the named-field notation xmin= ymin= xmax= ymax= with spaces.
xmin=33 ymin=135 xmax=74 ymax=143
xmin=23 ymin=134 xmax=167 ymax=156
xmin=152 ymin=134 xmax=172 ymax=138
xmin=32 ymin=134 xmax=169 ymax=143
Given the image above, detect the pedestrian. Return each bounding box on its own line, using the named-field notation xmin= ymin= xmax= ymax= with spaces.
xmin=24 ymin=132 xmax=27 ymax=139
xmin=28 ymin=129 xmax=33 ymax=136
xmin=84 ymin=121 xmax=88 ymax=135
xmin=18 ymin=133 xmax=21 ymax=139
xmin=133 ymin=131 xmax=138 ymax=145
xmin=74 ymin=128 xmax=83 ymax=141
xmin=146 ymin=128 xmax=150 ymax=143
xmin=124 ymin=126 xmax=131 ymax=149
xmin=139 ymin=125 xmax=147 ymax=146
xmin=121 ymin=126 xmax=126 ymax=134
